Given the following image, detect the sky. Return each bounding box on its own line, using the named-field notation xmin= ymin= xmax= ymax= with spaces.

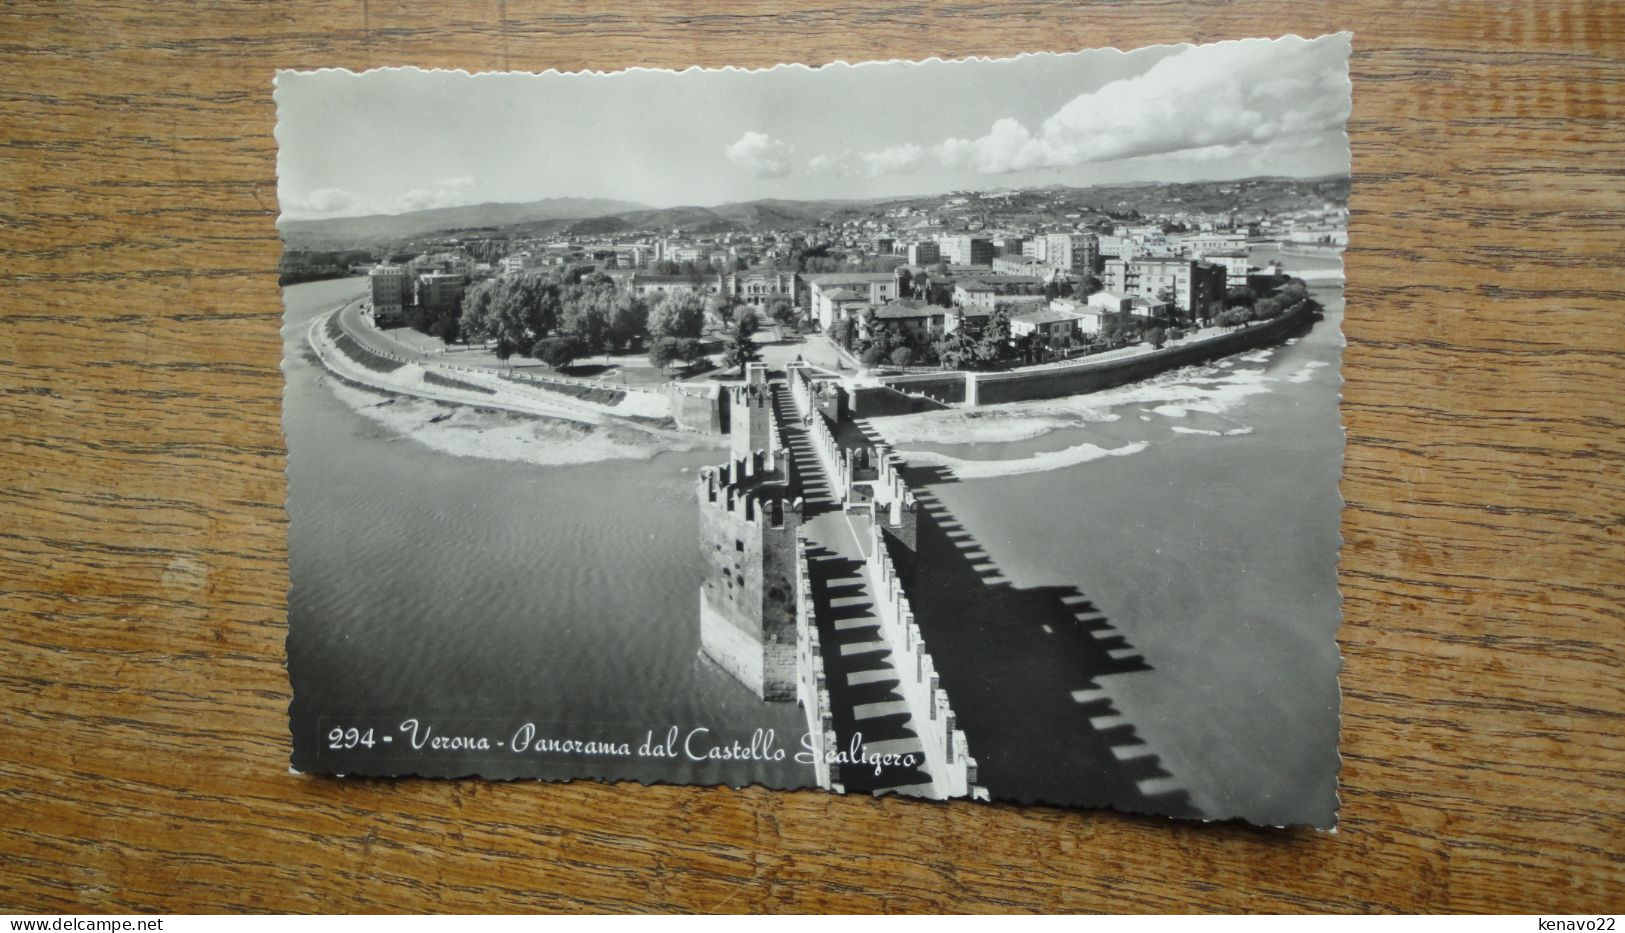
xmin=275 ymin=34 xmax=1352 ymax=220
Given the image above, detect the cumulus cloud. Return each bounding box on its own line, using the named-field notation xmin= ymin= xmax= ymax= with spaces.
xmin=290 ymin=187 xmax=360 ymax=216
xmin=879 ymin=34 xmax=1350 ymax=176
xmin=285 ymin=176 xmax=480 ymax=218
xmin=809 ymin=144 xmax=931 ymax=178
xmin=393 ymin=188 xmax=463 ymax=213
xmin=725 ymin=131 xmax=794 ymax=178
xmin=808 ymin=152 xmax=860 ymax=177
xmin=862 ymin=144 xmax=928 ymax=177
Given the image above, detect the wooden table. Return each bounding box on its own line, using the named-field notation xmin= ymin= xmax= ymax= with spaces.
xmin=2 ymin=1 xmax=1620 ymax=914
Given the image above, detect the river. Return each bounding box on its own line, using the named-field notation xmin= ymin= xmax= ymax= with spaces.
xmin=870 ymin=259 xmax=1344 ymax=827
xmin=283 ymin=277 xmax=814 ymax=788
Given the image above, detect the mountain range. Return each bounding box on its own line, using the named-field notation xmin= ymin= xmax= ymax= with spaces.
xmin=277 ymin=175 xmax=1348 ymax=249
xmin=276 ymin=196 xmax=651 ymax=245
xmin=277 ymin=195 xmax=884 ymax=247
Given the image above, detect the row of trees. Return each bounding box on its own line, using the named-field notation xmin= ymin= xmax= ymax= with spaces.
xmin=441 ymin=268 xmax=722 ymax=371
xmin=839 ymin=306 xmax=1026 ymax=372
xmin=1213 ymin=280 xmax=1317 ymax=329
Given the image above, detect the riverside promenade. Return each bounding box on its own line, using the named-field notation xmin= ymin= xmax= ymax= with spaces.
xmin=308 ymin=298 xmax=668 ymax=426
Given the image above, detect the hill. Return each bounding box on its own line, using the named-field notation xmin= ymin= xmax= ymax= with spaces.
xmin=278 ymin=196 xmax=650 ymax=247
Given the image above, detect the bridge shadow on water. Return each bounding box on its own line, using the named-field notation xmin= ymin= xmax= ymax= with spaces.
xmin=884 ymin=453 xmax=1202 ymax=819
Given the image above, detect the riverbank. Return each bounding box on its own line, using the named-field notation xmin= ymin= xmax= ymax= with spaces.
xmin=868 ymin=340 xmax=1290 ymax=476
xmin=306 ymin=305 xmax=718 ymax=467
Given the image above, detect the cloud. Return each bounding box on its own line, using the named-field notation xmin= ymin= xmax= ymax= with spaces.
xmin=284 ymin=176 xmax=479 ymax=218
xmin=393 ymin=188 xmax=463 ymax=213
xmin=862 ymin=144 xmax=928 ymax=177
xmin=876 ymin=34 xmax=1350 ymax=176
xmin=725 ymin=131 xmax=794 ymax=178
xmin=808 ymin=152 xmax=860 ymax=177
xmin=290 ymin=187 xmax=360 ymax=216
xmin=809 ymin=144 xmax=930 ymax=178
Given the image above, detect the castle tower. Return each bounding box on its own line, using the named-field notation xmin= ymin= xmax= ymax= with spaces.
xmin=696 ymin=466 xmax=802 ymax=700
xmin=727 ymin=366 xmax=774 ymax=462
xmin=699 ymin=360 xmax=804 ymax=699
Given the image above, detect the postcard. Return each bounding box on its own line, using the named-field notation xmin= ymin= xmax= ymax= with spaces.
xmin=278 ymin=34 xmax=1350 ymax=827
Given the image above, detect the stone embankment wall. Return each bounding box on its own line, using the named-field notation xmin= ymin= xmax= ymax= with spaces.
xmin=861 ymin=373 xmax=965 ymax=413
xmin=668 ymin=382 xmax=727 ymax=434
xmin=868 ymin=302 xmax=1317 ymax=409
xmin=975 ymin=303 xmax=1316 ymax=405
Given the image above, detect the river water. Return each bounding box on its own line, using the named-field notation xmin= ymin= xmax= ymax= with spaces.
xmin=284 ymin=277 xmax=814 ymax=788
xmin=284 ymin=255 xmax=1344 ymax=826
xmin=873 ymin=256 xmax=1344 ymax=827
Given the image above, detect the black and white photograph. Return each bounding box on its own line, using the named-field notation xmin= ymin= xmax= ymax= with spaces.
xmin=278 ymin=34 xmax=1351 ymax=828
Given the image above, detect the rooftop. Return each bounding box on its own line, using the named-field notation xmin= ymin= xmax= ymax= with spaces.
xmin=873 ymin=299 xmax=942 ymax=320
xmin=1012 ymin=308 xmax=1084 ymax=326
xmin=633 ymin=273 xmax=720 ymax=282
xmin=802 ymin=272 xmax=896 ymax=285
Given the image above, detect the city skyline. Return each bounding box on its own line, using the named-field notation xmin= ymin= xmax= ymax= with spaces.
xmin=275 ymin=34 xmax=1352 ymax=220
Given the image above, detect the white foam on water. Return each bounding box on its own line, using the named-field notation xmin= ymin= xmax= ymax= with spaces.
xmin=328 ymin=380 xmax=711 ymax=467
xmin=903 ymin=440 xmax=1150 ymax=479
xmin=1284 ymin=361 xmax=1329 ymax=384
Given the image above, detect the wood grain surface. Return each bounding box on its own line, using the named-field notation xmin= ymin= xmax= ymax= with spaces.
xmin=2 ymin=0 xmax=1621 ymax=914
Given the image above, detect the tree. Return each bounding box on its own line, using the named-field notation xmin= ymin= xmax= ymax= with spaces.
xmin=1200 ymin=299 xmax=1222 ymax=329
xmin=1225 ymin=285 xmax=1258 ymax=309
xmin=494 ymin=337 xmax=516 ymax=371
xmin=1154 ymin=286 xmax=1179 ymax=323
xmin=673 ymin=337 xmax=704 ymax=368
xmin=608 ymin=293 xmax=649 ymax=351
xmin=563 ymin=300 xmax=611 ymax=355
xmin=460 ymin=279 xmax=497 ymax=343
xmin=890 ymin=345 xmax=914 ymax=367
xmin=648 ymin=291 xmax=706 ymax=339
xmin=861 ymin=310 xmax=902 ymax=358
xmin=706 ymin=293 xmax=741 ymax=329
xmin=722 ymin=313 xmax=760 ymax=375
xmin=648 ymin=336 xmax=685 ymax=373
xmin=1216 ymin=307 xmax=1250 ymax=329
xmin=1148 ymin=326 xmax=1167 ymax=350
xmin=974 ymin=307 xmax=1013 ymax=367
xmin=934 ymin=328 xmax=978 ymax=370
xmin=827 ymin=317 xmax=852 ymax=350
xmin=534 ymin=334 xmax=586 ymax=371
xmin=429 ymin=313 xmax=459 ymax=345
xmin=764 ymin=296 xmax=798 ymax=334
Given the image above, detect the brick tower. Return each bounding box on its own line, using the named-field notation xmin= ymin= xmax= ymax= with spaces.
xmin=696 ymin=361 xmax=802 ymax=701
